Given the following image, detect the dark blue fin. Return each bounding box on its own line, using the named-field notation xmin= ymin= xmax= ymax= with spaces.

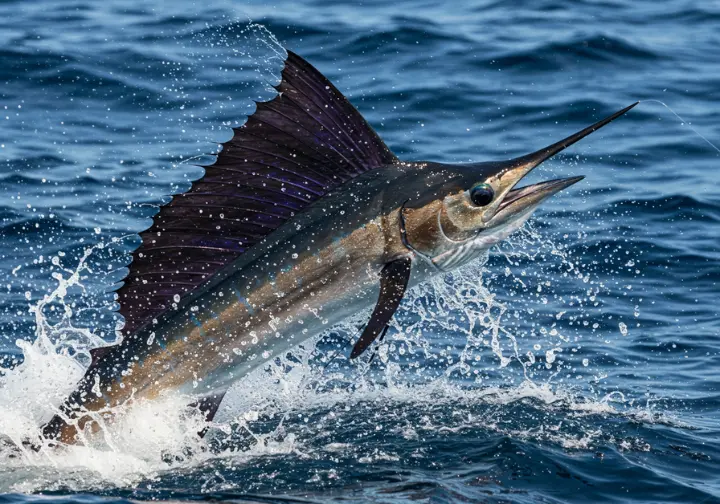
xmin=190 ymin=390 xmax=227 ymax=438
xmin=116 ymin=50 xmax=398 ymax=335
xmin=367 ymin=325 xmax=390 ymax=364
xmin=89 ymin=345 xmax=113 ymax=365
xmin=350 ymin=258 xmax=412 ymax=359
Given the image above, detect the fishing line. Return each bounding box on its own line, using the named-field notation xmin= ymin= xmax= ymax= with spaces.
xmin=640 ymin=99 xmax=720 ymax=155
xmin=176 ymin=153 xmax=212 ymax=165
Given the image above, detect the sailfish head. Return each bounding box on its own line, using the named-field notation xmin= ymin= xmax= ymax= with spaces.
xmin=399 ymin=103 xmax=637 ymax=271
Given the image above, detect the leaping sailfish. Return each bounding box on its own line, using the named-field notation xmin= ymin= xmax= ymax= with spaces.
xmin=41 ymin=50 xmax=635 ymax=444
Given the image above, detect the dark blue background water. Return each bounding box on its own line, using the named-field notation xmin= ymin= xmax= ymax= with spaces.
xmin=1 ymin=0 xmax=719 ymax=502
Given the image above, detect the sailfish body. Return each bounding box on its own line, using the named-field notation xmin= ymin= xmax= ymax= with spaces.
xmin=42 ymin=51 xmax=635 ymax=444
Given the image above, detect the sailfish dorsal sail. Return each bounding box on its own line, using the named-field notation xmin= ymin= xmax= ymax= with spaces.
xmin=116 ymin=50 xmax=398 ymax=335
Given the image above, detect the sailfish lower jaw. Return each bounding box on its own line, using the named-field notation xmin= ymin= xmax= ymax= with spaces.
xmin=490 ymin=176 xmax=585 ymax=226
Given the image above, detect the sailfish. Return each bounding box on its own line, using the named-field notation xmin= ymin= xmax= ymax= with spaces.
xmin=41 ymin=50 xmax=635 ymax=444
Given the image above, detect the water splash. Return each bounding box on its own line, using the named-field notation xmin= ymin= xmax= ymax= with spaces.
xmin=0 ymin=196 xmax=661 ymax=496
xmin=0 ymin=223 xmax=673 ymax=493
xmin=0 ymin=18 xmax=668 ymax=494
xmin=0 ymin=244 xmax=109 ymax=454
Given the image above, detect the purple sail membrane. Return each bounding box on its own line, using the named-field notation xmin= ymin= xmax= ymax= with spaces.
xmin=115 ymin=51 xmax=398 ymax=335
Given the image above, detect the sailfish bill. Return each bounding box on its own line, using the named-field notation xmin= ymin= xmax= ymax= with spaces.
xmin=39 ymin=49 xmax=635 ymax=445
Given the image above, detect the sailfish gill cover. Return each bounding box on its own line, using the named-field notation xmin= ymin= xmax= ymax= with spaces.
xmin=0 ymin=1 xmax=719 ymax=503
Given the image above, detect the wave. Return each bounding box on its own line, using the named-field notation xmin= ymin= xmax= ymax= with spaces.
xmin=480 ymin=34 xmax=659 ymax=73
xmin=541 ymin=194 xmax=720 ymax=223
xmin=607 ymin=194 xmax=720 ymax=214
xmin=347 ymin=24 xmax=466 ymax=53
xmin=0 ymin=49 xmax=70 ymax=82
xmin=0 ymin=3 xmax=717 ymax=501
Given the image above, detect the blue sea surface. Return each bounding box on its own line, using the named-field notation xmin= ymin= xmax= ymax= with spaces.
xmin=1 ymin=0 xmax=719 ymax=502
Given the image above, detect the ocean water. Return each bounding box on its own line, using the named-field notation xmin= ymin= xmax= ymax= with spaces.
xmin=1 ymin=0 xmax=719 ymax=502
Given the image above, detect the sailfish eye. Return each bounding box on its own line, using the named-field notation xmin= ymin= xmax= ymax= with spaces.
xmin=469 ymin=183 xmax=495 ymax=207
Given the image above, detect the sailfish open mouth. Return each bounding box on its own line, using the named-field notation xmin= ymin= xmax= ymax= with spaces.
xmin=488 ymin=102 xmax=637 ymax=222
xmin=497 ymin=176 xmax=585 ymax=212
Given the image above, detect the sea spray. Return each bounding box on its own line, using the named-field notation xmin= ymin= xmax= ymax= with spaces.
xmin=0 ymin=223 xmax=661 ymax=492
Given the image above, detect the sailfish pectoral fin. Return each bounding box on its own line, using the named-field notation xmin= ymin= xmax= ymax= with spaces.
xmin=350 ymin=257 xmax=412 ymax=359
